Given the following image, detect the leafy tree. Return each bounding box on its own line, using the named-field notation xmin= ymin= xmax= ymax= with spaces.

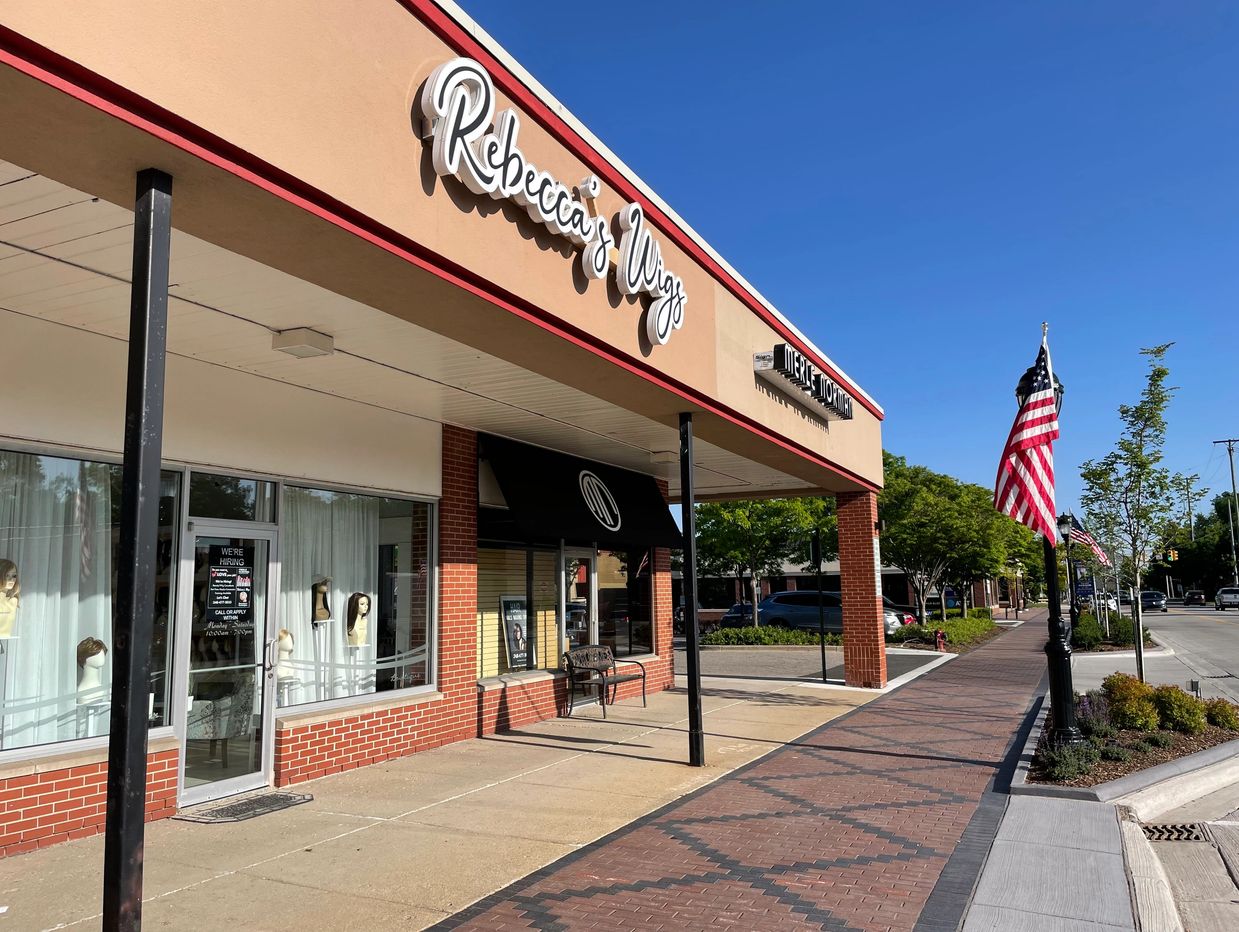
xmin=1079 ymin=344 xmax=1180 ymax=678
xmin=945 ymin=482 xmax=1015 ymax=614
xmin=694 ymin=499 xmax=808 ymax=625
xmin=878 ymin=453 xmax=961 ymax=622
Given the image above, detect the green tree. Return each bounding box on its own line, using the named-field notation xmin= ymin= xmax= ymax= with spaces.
xmin=1079 ymin=344 xmax=1181 ymax=678
xmin=945 ymin=482 xmax=1020 ymax=615
xmin=878 ymin=452 xmax=960 ymax=622
xmin=695 ymin=499 xmax=809 ymax=625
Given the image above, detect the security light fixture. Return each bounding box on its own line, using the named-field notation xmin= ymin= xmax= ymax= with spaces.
xmin=272 ymin=328 xmax=334 ymax=358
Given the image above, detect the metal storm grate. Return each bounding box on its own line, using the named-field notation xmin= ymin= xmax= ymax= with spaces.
xmin=1142 ymin=822 xmax=1209 ymax=842
xmin=174 ymin=792 xmax=313 ymax=824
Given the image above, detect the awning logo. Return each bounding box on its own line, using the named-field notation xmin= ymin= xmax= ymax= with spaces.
xmin=579 ymin=470 xmax=621 ymax=532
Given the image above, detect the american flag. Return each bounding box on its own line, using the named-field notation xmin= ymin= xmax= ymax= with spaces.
xmin=1070 ymin=514 xmax=1112 ymax=566
xmin=994 ymin=337 xmax=1060 ymax=542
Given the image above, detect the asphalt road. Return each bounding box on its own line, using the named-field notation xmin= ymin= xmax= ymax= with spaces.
xmin=1140 ymin=604 xmax=1239 ymax=702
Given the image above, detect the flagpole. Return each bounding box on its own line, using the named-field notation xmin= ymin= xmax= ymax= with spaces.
xmin=1037 ymin=324 xmax=1082 ymax=745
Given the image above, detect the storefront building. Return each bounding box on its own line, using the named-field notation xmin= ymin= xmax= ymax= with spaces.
xmin=0 ymin=1 xmax=884 ymax=859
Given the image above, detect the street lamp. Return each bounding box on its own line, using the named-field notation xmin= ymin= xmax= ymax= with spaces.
xmin=1016 ymin=362 xmax=1082 ymax=746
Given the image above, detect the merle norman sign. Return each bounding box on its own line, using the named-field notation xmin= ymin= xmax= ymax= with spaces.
xmin=753 ymin=344 xmax=854 ymax=420
xmin=417 ymin=58 xmax=688 ymax=346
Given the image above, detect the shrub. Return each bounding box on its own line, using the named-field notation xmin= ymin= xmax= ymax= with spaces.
xmin=1146 ymin=731 xmax=1174 ymax=748
xmin=1076 ymin=692 xmax=1114 ymax=738
xmin=1100 ymin=744 xmax=1133 ymax=762
xmin=1113 ymin=697 xmax=1160 ymax=731
xmin=887 ymin=616 xmax=997 ymax=648
xmin=1153 ymin=685 xmax=1207 ymax=734
xmin=1039 ymin=741 xmax=1101 ymax=781
xmin=1071 ymin=615 xmax=1104 ymax=651
xmin=1205 ymin=698 xmax=1239 ymax=730
xmin=1111 ymin=616 xmax=1136 ymax=647
xmin=1127 ymin=739 xmax=1153 ymax=753
xmin=702 ymin=625 xmax=841 ymax=647
xmin=1102 ymin=672 xmax=1153 ymax=705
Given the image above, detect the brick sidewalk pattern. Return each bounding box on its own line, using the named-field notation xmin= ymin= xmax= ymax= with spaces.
xmin=436 ymin=617 xmax=1049 ymax=931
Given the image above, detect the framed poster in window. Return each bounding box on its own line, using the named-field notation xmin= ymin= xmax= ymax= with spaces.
xmin=499 ymin=594 xmax=528 ymax=670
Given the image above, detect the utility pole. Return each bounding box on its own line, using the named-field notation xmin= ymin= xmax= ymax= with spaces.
xmin=1177 ymin=473 xmax=1202 ymax=543
xmin=1215 ymin=440 xmax=1239 ymax=586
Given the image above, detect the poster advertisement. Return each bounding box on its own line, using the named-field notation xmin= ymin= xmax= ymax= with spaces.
xmin=203 ymin=544 xmax=255 ymax=635
xmin=500 ymin=595 xmax=528 ymax=670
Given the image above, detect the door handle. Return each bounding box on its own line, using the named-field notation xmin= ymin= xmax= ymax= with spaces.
xmin=263 ymin=637 xmax=278 ymax=674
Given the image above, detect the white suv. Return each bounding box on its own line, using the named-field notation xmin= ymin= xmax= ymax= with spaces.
xmin=1216 ymin=588 xmax=1239 ymax=611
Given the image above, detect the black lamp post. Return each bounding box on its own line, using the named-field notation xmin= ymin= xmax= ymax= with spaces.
xmin=1061 ymin=512 xmax=1081 ymax=634
xmin=1015 ymin=364 xmax=1082 ymax=746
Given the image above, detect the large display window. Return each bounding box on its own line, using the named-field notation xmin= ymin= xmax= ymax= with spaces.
xmin=0 ymin=448 xmax=180 ymax=753
xmin=277 ymin=486 xmax=432 ymax=706
xmin=477 ymin=547 xmax=559 ymax=677
xmin=597 ymin=549 xmax=654 ymax=658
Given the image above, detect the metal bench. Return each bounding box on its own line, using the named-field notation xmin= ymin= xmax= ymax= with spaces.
xmin=561 ymin=644 xmax=646 ymax=719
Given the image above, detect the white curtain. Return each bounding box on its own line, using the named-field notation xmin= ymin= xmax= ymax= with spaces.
xmin=279 ymin=489 xmax=378 ymax=705
xmin=0 ymin=453 xmax=113 ymax=750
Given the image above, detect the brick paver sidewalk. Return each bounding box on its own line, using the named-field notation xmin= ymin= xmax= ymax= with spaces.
xmin=438 ymin=616 xmax=1048 ymax=932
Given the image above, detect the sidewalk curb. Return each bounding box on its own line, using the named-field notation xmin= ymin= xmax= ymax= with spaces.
xmin=1118 ymin=806 xmax=1185 ymax=932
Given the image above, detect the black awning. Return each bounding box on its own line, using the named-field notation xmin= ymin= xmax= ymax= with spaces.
xmin=481 ymin=435 xmax=683 ymax=550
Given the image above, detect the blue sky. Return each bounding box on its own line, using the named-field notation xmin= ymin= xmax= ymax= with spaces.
xmin=459 ymin=0 xmax=1239 ymax=515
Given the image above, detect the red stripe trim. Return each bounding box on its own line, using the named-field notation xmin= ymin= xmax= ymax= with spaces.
xmin=0 ymin=24 xmax=881 ymax=493
xmin=399 ymin=0 xmax=882 ymax=422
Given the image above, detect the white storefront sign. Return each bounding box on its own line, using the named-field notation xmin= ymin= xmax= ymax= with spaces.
xmin=417 ymin=58 xmax=687 ymax=345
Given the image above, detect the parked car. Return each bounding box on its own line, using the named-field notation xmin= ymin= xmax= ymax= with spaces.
xmin=1140 ymin=590 xmax=1168 ymax=613
xmin=883 ymin=597 xmax=918 ymax=626
xmin=756 ymin=591 xmax=910 ymax=636
xmin=717 ymin=602 xmax=755 ymax=627
xmin=1089 ymin=593 xmax=1118 ymax=612
xmin=1216 ymin=588 xmax=1239 ymax=611
xmin=1184 ymin=590 xmax=1207 ymax=606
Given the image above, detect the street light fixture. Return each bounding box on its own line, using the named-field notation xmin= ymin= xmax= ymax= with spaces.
xmin=1016 ymin=361 xmax=1082 ymax=746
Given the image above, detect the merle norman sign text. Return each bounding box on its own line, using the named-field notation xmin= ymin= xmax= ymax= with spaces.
xmin=417 ymin=58 xmax=687 ymax=346
xmin=753 ymin=344 xmax=854 ymax=420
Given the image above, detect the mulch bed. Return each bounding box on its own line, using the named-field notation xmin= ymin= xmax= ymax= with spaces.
xmin=1029 ymin=725 xmax=1239 ymax=787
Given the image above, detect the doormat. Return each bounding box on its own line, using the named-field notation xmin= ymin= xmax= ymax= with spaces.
xmin=173 ymin=792 xmax=313 ymax=824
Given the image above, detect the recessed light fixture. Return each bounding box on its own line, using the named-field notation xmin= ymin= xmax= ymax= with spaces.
xmin=649 ymin=449 xmax=678 ymax=468
xmin=272 ymin=328 xmax=334 ymax=358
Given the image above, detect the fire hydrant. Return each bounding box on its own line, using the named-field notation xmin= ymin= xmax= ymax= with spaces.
xmin=934 ymin=629 xmax=947 ymax=652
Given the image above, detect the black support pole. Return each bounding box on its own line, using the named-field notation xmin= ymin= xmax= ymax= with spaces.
xmin=1043 ymin=536 xmax=1082 ymax=746
xmin=679 ymin=413 xmax=705 ymax=767
xmin=103 ymin=168 xmax=173 ymax=932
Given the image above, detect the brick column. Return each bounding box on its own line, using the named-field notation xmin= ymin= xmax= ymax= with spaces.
xmin=439 ymin=425 xmax=480 ymax=740
xmin=838 ymin=490 xmax=887 ymax=689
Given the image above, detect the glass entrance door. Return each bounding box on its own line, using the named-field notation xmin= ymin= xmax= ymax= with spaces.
xmin=563 ymin=551 xmax=597 ymax=650
xmin=177 ymin=528 xmax=276 ymax=804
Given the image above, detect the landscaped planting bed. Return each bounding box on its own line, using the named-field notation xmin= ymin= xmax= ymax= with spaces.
xmin=1030 ymin=672 xmax=1239 ymax=786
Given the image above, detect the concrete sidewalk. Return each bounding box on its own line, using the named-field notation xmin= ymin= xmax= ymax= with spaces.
xmin=0 ymin=669 xmax=877 ymax=930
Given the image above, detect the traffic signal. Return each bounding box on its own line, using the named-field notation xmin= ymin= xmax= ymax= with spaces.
xmin=1170 ymin=549 xmax=1178 ymax=562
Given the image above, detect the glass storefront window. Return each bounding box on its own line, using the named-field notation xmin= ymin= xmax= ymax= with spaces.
xmin=0 ymin=449 xmax=180 ymax=752
xmin=278 ymin=487 xmax=431 ymax=706
xmin=189 ymin=472 xmax=276 ymax=522
xmin=477 ymin=547 xmax=559 ymax=677
xmin=598 ymin=549 xmax=653 ymax=657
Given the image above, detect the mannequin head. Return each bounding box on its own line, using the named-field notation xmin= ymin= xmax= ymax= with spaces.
xmin=346 ymin=592 xmax=371 ymax=635
xmin=0 ymin=559 xmax=18 ymax=599
xmin=311 ymin=576 xmax=332 ymax=620
xmin=77 ymin=637 xmax=108 ymax=668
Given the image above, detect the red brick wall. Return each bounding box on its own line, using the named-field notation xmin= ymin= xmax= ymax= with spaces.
xmin=838 ymin=490 xmax=887 ymax=689
xmin=0 ymin=746 xmax=177 ymax=859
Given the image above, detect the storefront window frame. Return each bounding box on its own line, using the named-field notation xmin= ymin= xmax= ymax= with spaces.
xmin=0 ymin=444 xmax=441 ymax=766
xmin=271 ymin=479 xmax=439 ymax=714
xmin=0 ymin=438 xmax=181 ymax=768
